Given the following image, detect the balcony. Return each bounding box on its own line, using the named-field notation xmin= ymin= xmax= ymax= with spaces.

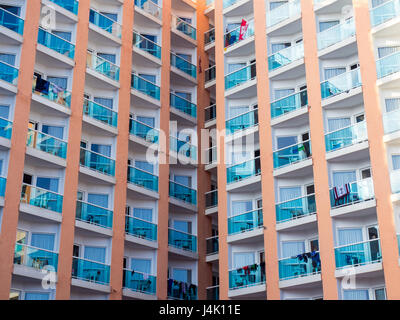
xmin=224 ymin=20 xmax=254 ymax=49
xmin=83 ymin=98 xmax=118 ymax=128
xmin=76 ymin=200 xmax=113 ymax=229
xmin=279 ymin=251 xmax=321 ymax=281
xmin=0 ymin=117 xmax=12 ymax=139
xmin=223 ymin=0 xmax=240 ymax=9
xmin=171 ymin=52 xmax=197 ymax=79
xmin=37 ymin=28 xmax=75 ymax=59
xmin=86 ymin=51 xmax=120 ymax=82
xmin=205 ymin=190 xmax=218 ymax=209
xmin=0 ymin=7 xmax=24 ymax=35
xmin=206 ymin=236 xmax=219 ymax=255
xmin=14 ymin=243 xmax=58 ymax=272
xmin=329 ymin=178 xmax=374 ymax=209
xmin=391 ymin=170 xmax=400 ymax=194
xmin=204 ymin=28 xmax=215 ymax=47
xmin=79 ymin=148 xmax=116 ymax=177
xmin=0 ymin=176 xmax=6 ymax=196
xmin=317 ymin=18 xmax=355 ymax=51
xmin=205 ymin=104 xmax=216 ymax=123
xmin=89 ymin=9 xmax=121 ymax=39
xmin=48 ymin=0 xmax=79 ymax=15
xmin=168 ymin=228 xmax=197 ymax=252
xmin=271 ymin=90 xmax=308 ymax=119
xmin=72 ymin=257 xmax=110 ymax=285
xmin=26 ymin=129 xmax=67 ymax=159
xmin=273 ymin=140 xmax=311 ymax=169
xmin=226 ymin=108 xmax=258 ymax=135
xmin=225 ymin=62 xmax=256 ymax=91
xmin=125 ymin=215 xmax=157 ymax=241
xmin=134 ymin=0 xmax=162 ymax=22
xmin=32 ymin=76 xmax=71 ymax=108
xmin=276 ymin=194 xmax=316 ymax=224
xmin=321 ymin=68 xmax=361 ymax=100
xmin=205 ymin=146 xmax=217 ymax=166
xmin=325 ymin=121 xmax=367 ymax=153
xmin=376 ymin=51 xmax=400 ymax=79
xmin=169 ymin=181 xmax=197 ymax=205
xmin=206 ymin=286 xmax=219 ymax=300
xmin=268 ymin=42 xmax=304 ymax=72
xmin=370 ymin=0 xmax=400 ymax=27
xmin=167 ymin=279 xmax=197 ymax=300
xmin=229 ymin=263 xmax=265 ymax=290
xmin=133 ymin=31 xmax=161 ymax=59
xmin=334 ymin=239 xmax=381 ymax=269
xmin=0 ymin=61 xmax=18 ymax=86
xmin=227 ymin=157 xmax=261 ymax=184
xmin=131 ymin=74 xmax=160 ymax=100
xmin=172 ymin=15 xmax=196 ymax=40
xmin=129 ymin=119 xmax=159 ymax=144
xmin=20 ymin=184 xmax=63 ymax=213
xmin=383 ymin=108 xmax=400 ymax=135
xmin=170 ymin=93 xmax=197 ymax=118
xmin=266 ymin=0 xmax=300 ymax=28
xmin=228 ymin=209 xmax=263 ymax=235
xmin=123 ymin=269 xmax=156 ymax=295
xmin=170 ymin=136 xmax=197 ymax=161
xmin=205 ymin=65 xmax=216 ymax=84
xmin=127 ymin=166 xmax=159 ymax=192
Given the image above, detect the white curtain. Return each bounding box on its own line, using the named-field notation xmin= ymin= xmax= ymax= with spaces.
xmin=279 ymin=186 xmax=302 ymax=202
xmin=332 ymin=171 xmax=357 ymax=187
xmin=233 ymin=252 xmax=255 ymax=269
xmin=0 ymin=53 xmax=16 ymax=66
xmin=47 ymin=77 xmax=68 ymax=89
xmin=94 ymin=97 xmax=113 ymax=108
xmin=231 ymin=201 xmax=253 ymax=216
xmin=271 ymin=43 xmax=290 ymax=54
xmin=378 ymin=46 xmax=400 ymax=59
xmin=88 ymin=193 xmax=109 ymax=208
xmin=319 ymin=20 xmax=339 ymax=32
xmin=84 ymin=246 xmax=106 ymax=263
xmin=130 ymin=258 xmax=151 ymax=274
xmin=338 ymin=228 xmax=363 ymax=246
xmin=30 ymin=233 xmax=55 ymax=251
xmin=328 ymin=118 xmax=351 ymax=132
xmin=324 ymin=67 xmax=346 ymax=80
xmin=228 ymin=63 xmax=246 ymax=73
xmin=372 ymin=0 xmax=389 ymax=7
xmin=392 ymin=155 xmax=400 ymax=170
xmin=385 ymin=98 xmax=400 ymax=112
xmin=229 ymin=106 xmax=249 ymax=118
xmin=274 ymin=88 xmax=295 ymax=100
xmin=133 ymin=208 xmax=153 ymax=222
xmin=281 ymin=241 xmax=305 ymax=258
xmin=343 ymin=289 xmax=369 ymax=300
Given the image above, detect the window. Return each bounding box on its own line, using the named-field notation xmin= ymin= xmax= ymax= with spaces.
xmin=135 ymin=160 xmax=154 ymax=173
xmin=324 ymin=67 xmax=346 ymax=80
xmin=228 ymin=63 xmax=246 ymax=74
xmin=332 ymin=171 xmax=356 ymax=187
xmin=343 ymin=289 xmax=369 ymax=300
xmin=94 ymin=97 xmax=113 ymax=109
xmin=378 ymin=46 xmax=400 ymax=59
xmin=133 ymin=208 xmax=153 ymax=222
xmin=87 ymin=193 xmax=109 ymax=208
xmin=393 ymin=155 xmax=400 ymax=170
xmin=130 ymin=258 xmax=151 ymax=274
xmin=24 ymin=292 xmax=50 ymax=300
xmin=0 ymin=105 xmax=9 ymax=119
xmin=281 ymin=241 xmax=305 ymax=258
xmin=136 ymin=116 xmax=155 ymax=128
xmin=97 ymin=53 xmax=116 ymax=64
xmin=47 ymin=77 xmax=68 ymax=90
xmin=41 ymin=125 xmax=64 ymax=139
xmin=100 ymin=12 xmax=118 ymax=22
xmin=173 ymin=268 xmax=191 ymax=283
xmin=174 ymin=175 xmax=191 ymax=188
xmin=319 ymin=20 xmax=340 ymax=32
xmin=91 ymin=144 xmax=111 ymax=157
xmin=374 ymin=288 xmax=386 ymax=300
xmin=176 ymin=53 xmax=191 ymax=62
xmin=270 ymin=1 xmax=288 ymax=10
xmin=233 ymin=252 xmax=254 ymax=268
xmin=385 ymin=98 xmax=400 ymax=112
xmin=0 ymin=53 xmax=16 ymax=66
xmin=271 ymin=43 xmax=291 ymax=54
xmin=173 ymin=220 xmax=192 ymax=234
xmin=279 ymin=186 xmax=302 ymax=202
xmin=139 ymin=73 xmax=156 ymax=84
xmin=277 ymin=136 xmax=297 ymax=149
xmin=0 ymin=5 xmax=21 ymax=16
xmin=84 ymin=246 xmax=106 ymax=263
xmin=327 ymin=118 xmax=351 ymax=132
xmin=52 ymin=31 xmax=72 ymax=42
xmin=274 ymin=88 xmax=295 ymax=100
xmin=30 ymin=233 xmax=55 ymax=251
xmin=229 ymin=106 xmax=249 ymax=118
xmin=36 ymin=177 xmax=59 ymax=193
xmin=338 ymin=228 xmax=363 ymax=246
xmin=231 ymin=200 xmax=252 ymax=216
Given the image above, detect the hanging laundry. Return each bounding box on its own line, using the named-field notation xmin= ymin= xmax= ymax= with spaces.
xmin=334 ymin=183 xmax=350 ymax=200
xmin=239 ymin=19 xmax=249 ymax=41
xmin=34 ymin=74 xmax=50 ymax=95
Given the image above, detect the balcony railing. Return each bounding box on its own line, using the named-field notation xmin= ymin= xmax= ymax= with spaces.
xmin=317 ymin=18 xmax=355 ymax=51
xmin=0 ymin=7 xmax=24 ymax=35
xmin=224 ymin=20 xmax=254 ymax=48
xmin=383 ymin=108 xmax=400 ymax=134
xmin=127 ymin=166 xmax=159 ymax=192
xmin=226 ymin=108 xmax=258 ymax=135
xmin=123 ymin=269 xmax=156 ymax=295
xmin=79 ymin=148 xmax=116 ymax=176
xmin=32 ymin=76 xmax=71 ymax=108
xmin=83 ymin=98 xmax=118 ymax=127
xmin=325 ymin=121 xmax=367 ymax=152
xmin=271 ymin=90 xmax=308 ymax=118
xmin=48 ymin=0 xmax=79 ymax=14
xmin=133 ymin=31 xmax=161 ymax=59
xmin=206 ymin=285 xmax=219 ymax=300
xmin=125 ymin=215 xmax=157 ymax=241
xmin=205 ymin=104 xmax=216 ymax=122
xmin=391 ymin=170 xmax=400 ymax=194
xmin=334 ymin=238 xmax=381 ymax=269
xmin=76 ymin=200 xmax=113 ymax=229
xmin=229 ymin=263 xmax=265 ymax=290
xmin=225 ymin=62 xmax=256 ymax=90
xmin=129 ymin=118 xmax=159 ymax=144
xmin=26 ymin=129 xmax=67 ymax=159
xmin=268 ymin=42 xmax=304 ymax=71
xmin=131 ymin=73 xmax=160 ymax=100
xmin=14 ymin=243 xmax=58 ymax=271
xmin=170 ymin=92 xmax=197 ymax=118
xmin=168 ymin=279 xmax=197 ymax=300
xmin=205 ymin=65 xmax=216 ymax=83
xmin=20 ymin=183 xmax=63 ymax=213
xmin=205 ymin=146 xmax=217 ymax=165
xmin=276 ymin=194 xmax=316 ymax=223
xmin=86 ymin=51 xmax=120 ymax=82
xmin=171 ymin=52 xmax=197 ymax=78
xmin=370 ymin=0 xmax=400 ymax=27
xmin=168 ymin=228 xmax=197 ymax=252
xmin=273 ymin=140 xmax=311 ymax=169
xmin=89 ymin=9 xmax=121 ymax=38
xmin=205 ymin=189 xmax=218 ymax=209
xmin=0 ymin=61 xmax=18 ymax=85
xmin=321 ymin=68 xmax=362 ymax=100
xmin=205 ymin=28 xmax=215 ymax=45
xmin=228 ymin=208 xmax=263 ymax=235
xmin=206 ymin=236 xmax=219 ymax=255
xmin=0 ymin=176 xmax=6 ymax=197
xmin=329 ymin=178 xmax=374 ymax=209
xmin=170 ymin=136 xmax=197 ymax=160
xmin=0 ymin=117 xmax=12 ymax=139
xmin=227 ymin=157 xmax=261 ymax=184
xmin=279 ymin=251 xmax=321 ymax=280
xmin=266 ymin=0 xmax=301 ymax=27
xmin=169 ymin=181 xmax=197 ymax=205
xmin=72 ymin=257 xmax=110 ymax=285
xmin=172 ymin=15 xmax=196 ymax=40
xmin=223 ymin=0 xmax=239 ymax=9
xmin=37 ymin=28 xmax=75 ymax=59
xmin=376 ymin=51 xmax=400 ymax=79
xmin=134 ymin=0 xmax=162 ymax=20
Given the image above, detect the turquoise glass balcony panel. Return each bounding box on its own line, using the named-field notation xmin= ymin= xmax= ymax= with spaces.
xmin=225 ymin=63 xmax=256 ymax=90
xmin=273 ymin=141 xmax=311 ymax=169
xmin=321 ymin=68 xmax=361 ymax=99
xmin=276 ymin=194 xmax=316 ymax=223
xmin=131 ymin=73 xmax=160 ymax=100
xmin=87 ymin=52 xmax=120 ymax=82
xmin=127 ymin=166 xmax=159 ymax=192
xmin=334 ymin=239 xmax=381 ymax=269
xmin=129 ymin=119 xmax=159 ymax=143
xmin=133 ymin=32 xmax=161 ymax=59
xmin=383 ymin=109 xmax=400 ymax=134
xmin=266 ymin=0 xmax=301 ymax=27
xmin=26 ymin=129 xmax=67 ymax=159
xmin=370 ymin=0 xmax=400 ymax=27
xmin=79 ymin=148 xmax=116 ymax=176
xmin=0 ymin=61 xmax=18 ymax=85
xmin=173 ymin=16 xmax=196 ymax=40
xmin=124 ymin=269 xmax=156 ymax=295
xmin=169 ymin=181 xmax=197 ymax=205
xmin=0 ymin=176 xmax=6 ymax=196
xmin=376 ymin=51 xmax=400 ymax=79
xmin=268 ymin=42 xmax=304 ymax=71
xmin=325 ymin=121 xmax=367 ymax=152
xmin=206 ymin=0 xmax=214 ymax=6
xmin=271 ymin=90 xmax=308 ymax=118
xmin=0 ymin=117 xmax=12 ymax=139
xmin=224 ymin=20 xmax=254 ymax=48
xmin=89 ymin=9 xmax=121 ymax=38
xmin=279 ymin=252 xmax=321 ymax=280
xmin=329 ymin=178 xmax=374 ymax=209
xmin=0 ymin=7 xmax=24 ymax=34
xmin=171 ymin=53 xmax=197 ymax=78
xmin=83 ymin=99 xmax=118 ymax=127
xmin=170 ymin=136 xmax=197 ymax=160
xmin=20 ymin=184 xmax=63 ymax=213
xmin=228 ymin=209 xmax=263 ymax=235
xmin=76 ymin=201 xmax=113 ymax=229
xmin=170 ymin=93 xmax=197 ymax=118
xmin=227 ymin=157 xmax=261 ymax=184
xmin=32 ymin=76 xmax=72 ymax=108
xmin=134 ymin=0 xmax=162 ymax=20
xmin=317 ymin=18 xmax=355 ymax=51
xmin=223 ymin=0 xmax=238 ymax=9
xmin=14 ymin=243 xmax=58 ymax=271
xmin=229 ymin=264 xmax=265 ymax=289
xmin=168 ymin=279 xmax=197 ymax=300
xmin=168 ymin=228 xmax=197 ymax=252
xmin=125 ymin=215 xmax=157 ymax=241
xmin=391 ymin=170 xmax=400 ymax=194
xmin=72 ymin=257 xmax=110 ymax=285
xmin=49 ymin=0 xmax=79 ymax=14
xmin=37 ymin=28 xmax=75 ymax=59
xmin=226 ymin=109 xmax=258 ymax=135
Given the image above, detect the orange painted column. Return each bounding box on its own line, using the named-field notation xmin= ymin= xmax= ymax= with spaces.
xmin=0 ymin=0 xmax=42 ymax=300
xmin=301 ymin=0 xmax=338 ymax=300
xmin=156 ymin=0 xmax=172 ymax=300
xmin=253 ymin=0 xmax=280 ymax=300
xmin=55 ymin=2 xmax=91 ymax=299
xmin=109 ymin=0 xmax=134 ymax=300
xmin=353 ymin=0 xmax=400 ymax=299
